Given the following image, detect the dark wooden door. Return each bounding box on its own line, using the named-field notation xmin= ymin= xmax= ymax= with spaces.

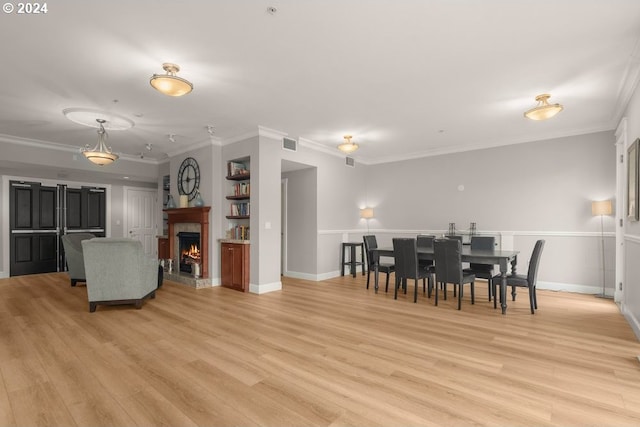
xmin=10 ymin=181 xmax=58 ymax=276
xmin=64 ymin=186 xmax=106 ymax=235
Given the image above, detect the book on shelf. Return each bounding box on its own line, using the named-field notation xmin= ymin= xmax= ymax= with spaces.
xmin=231 ymin=182 xmax=250 ymax=196
xmin=230 ymin=202 xmax=250 ymax=216
xmin=227 ymin=161 xmax=249 ymax=177
xmin=229 ymin=225 xmax=250 ymax=240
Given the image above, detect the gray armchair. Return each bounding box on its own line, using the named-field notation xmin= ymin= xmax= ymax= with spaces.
xmin=82 ymin=238 xmax=158 ymax=312
xmin=60 ymin=233 xmax=96 ymax=286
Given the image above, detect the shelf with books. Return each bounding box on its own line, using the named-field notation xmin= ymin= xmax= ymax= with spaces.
xmin=225 ymin=158 xmax=250 ymax=241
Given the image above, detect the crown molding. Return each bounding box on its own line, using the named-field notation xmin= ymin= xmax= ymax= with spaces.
xmin=612 ymin=36 xmax=640 ymax=123
xmin=360 ymin=125 xmax=614 ymax=165
xmin=0 ymin=133 xmax=79 ymax=153
xmin=258 ymin=125 xmax=287 ymax=140
xmin=165 ymin=136 xmax=220 ymax=158
xmin=0 ymin=132 xmax=164 ymax=165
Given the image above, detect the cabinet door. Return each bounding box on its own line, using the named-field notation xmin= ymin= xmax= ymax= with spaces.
xmin=221 ymin=243 xmax=248 ymax=292
xmin=221 ymin=243 xmax=234 ymax=288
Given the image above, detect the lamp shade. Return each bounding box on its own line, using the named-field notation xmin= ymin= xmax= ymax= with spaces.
xmin=592 ymin=200 xmax=612 ymax=216
xmin=360 ymin=208 xmax=374 ymax=219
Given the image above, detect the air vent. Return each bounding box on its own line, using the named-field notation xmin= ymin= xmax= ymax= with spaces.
xmin=346 ymin=157 xmax=355 ymax=167
xmin=282 ymin=137 xmax=297 ymax=152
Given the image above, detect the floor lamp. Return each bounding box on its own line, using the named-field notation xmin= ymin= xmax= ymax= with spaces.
xmin=592 ymin=200 xmax=613 ymax=299
xmin=360 ymin=208 xmax=374 ymax=234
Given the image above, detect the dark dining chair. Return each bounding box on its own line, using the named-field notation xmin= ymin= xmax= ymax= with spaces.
xmin=416 ymin=234 xmax=436 ymax=267
xmin=363 ymin=235 xmax=395 ymax=292
xmin=393 ymin=238 xmax=432 ymax=303
xmin=463 ymin=236 xmax=496 ymax=301
xmin=433 ymin=238 xmax=476 ymax=310
xmin=492 ymin=240 xmax=545 ymax=314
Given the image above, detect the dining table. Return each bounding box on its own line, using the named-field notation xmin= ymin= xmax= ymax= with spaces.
xmin=371 ymin=246 xmax=519 ymax=314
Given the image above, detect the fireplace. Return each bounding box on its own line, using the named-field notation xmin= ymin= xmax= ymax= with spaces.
xmin=165 ymin=207 xmax=211 ymax=280
xmin=177 ymin=232 xmax=201 ymax=273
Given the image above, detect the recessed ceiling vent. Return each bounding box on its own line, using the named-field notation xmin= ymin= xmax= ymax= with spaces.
xmin=346 ymin=157 xmax=355 ymax=167
xmin=282 ymin=137 xmax=297 ymax=152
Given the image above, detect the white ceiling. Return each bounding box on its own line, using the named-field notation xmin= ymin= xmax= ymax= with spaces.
xmin=1 ymin=0 xmax=640 ymax=169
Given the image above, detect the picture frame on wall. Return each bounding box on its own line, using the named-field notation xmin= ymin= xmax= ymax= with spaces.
xmin=627 ymin=138 xmax=639 ymax=221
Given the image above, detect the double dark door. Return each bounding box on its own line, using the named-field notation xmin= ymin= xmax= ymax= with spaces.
xmin=10 ymin=181 xmax=106 ymax=276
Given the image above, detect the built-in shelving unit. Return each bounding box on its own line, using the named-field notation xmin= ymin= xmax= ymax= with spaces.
xmin=225 ymin=158 xmax=250 ymax=240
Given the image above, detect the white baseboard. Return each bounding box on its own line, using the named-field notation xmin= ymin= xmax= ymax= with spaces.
xmin=285 ymin=269 xmax=367 ymax=282
xmin=0 ymin=271 xmax=8 ymax=279
xmin=249 ymin=281 xmax=282 ymax=294
xmin=537 ymin=280 xmax=612 ymax=296
xmin=284 ymin=271 xmax=322 ymax=281
xmin=621 ymin=304 xmax=640 ymax=341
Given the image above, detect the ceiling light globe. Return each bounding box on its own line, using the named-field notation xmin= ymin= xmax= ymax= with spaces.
xmin=337 ymin=135 xmax=359 ymax=153
xmin=150 ymin=63 xmax=193 ymax=97
xmin=83 ymin=151 xmax=119 ymax=166
xmin=524 ymin=94 xmax=563 ymax=120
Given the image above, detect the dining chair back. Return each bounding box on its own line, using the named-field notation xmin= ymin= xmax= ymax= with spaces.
xmin=464 ymin=236 xmax=496 ymax=301
xmin=416 ymin=234 xmax=436 ymax=249
xmin=433 ymin=238 xmax=475 ymax=310
xmin=492 ymin=239 xmax=545 ymax=314
xmin=416 ymin=234 xmax=436 ymax=271
xmin=392 ymin=238 xmax=431 ymax=302
xmin=363 ymin=235 xmax=395 ymax=291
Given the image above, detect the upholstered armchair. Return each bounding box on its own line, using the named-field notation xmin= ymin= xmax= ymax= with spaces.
xmin=60 ymin=233 xmax=96 ymax=286
xmin=81 ymin=238 xmax=158 ymax=312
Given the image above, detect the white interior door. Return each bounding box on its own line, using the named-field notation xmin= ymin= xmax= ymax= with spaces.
xmin=126 ymin=187 xmax=156 ymax=257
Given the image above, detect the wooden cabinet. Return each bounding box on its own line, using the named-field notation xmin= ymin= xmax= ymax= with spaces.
xmin=158 ymin=237 xmax=169 ymax=259
xmin=221 ymin=242 xmax=249 ymax=292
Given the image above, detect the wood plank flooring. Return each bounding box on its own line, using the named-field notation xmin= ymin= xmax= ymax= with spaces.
xmin=1 ymin=272 xmax=639 ymax=426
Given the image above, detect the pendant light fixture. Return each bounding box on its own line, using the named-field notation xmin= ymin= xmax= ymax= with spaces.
xmin=150 ymin=63 xmax=193 ymax=97
xmin=337 ymin=135 xmax=359 ymax=154
xmin=524 ymin=94 xmax=563 ymax=120
xmin=82 ymin=119 xmax=119 ymax=166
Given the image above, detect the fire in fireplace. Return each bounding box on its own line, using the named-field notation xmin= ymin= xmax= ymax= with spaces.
xmin=177 ymin=232 xmax=201 ymax=273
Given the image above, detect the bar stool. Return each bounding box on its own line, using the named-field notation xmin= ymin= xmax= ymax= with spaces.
xmin=341 ymin=242 xmax=365 ymax=278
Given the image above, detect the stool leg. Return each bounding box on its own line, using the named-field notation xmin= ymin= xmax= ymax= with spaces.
xmin=341 ymin=243 xmax=346 ymax=276
xmin=360 ymin=243 xmax=365 ymax=276
xmin=350 ymin=244 xmax=356 ymax=278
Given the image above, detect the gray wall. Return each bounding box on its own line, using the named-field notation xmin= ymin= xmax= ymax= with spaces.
xmin=281 ymin=141 xmax=365 ymax=280
xmin=361 ymin=131 xmax=616 ymax=293
xmin=282 ymin=167 xmax=318 ymax=276
xmin=366 ymin=131 xmax=615 ymax=232
xmin=621 ymin=78 xmax=640 ymax=337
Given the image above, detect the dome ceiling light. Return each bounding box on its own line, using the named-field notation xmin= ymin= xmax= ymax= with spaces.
xmin=524 ymin=94 xmax=563 ymax=120
xmin=150 ymin=63 xmax=193 ymax=97
xmin=337 ymin=135 xmax=359 ymax=154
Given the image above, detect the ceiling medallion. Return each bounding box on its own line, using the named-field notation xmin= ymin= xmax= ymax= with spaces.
xmin=62 ymin=108 xmax=135 ymax=130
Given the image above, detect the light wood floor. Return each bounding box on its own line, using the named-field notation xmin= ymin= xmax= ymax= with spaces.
xmin=1 ymin=272 xmax=640 ymax=426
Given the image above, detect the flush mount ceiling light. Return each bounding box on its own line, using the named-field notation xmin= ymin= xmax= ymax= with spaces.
xmin=150 ymin=63 xmax=193 ymax=97
xmin=524 ymin=94 xmax=564 ymax=120
xmin=337 ymin=135 xmax=359 ymax=154
xmin=81 ymin=119 xmax=119 ymax=166
xmin=62 ymin=108 xmax=134 ymax=130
